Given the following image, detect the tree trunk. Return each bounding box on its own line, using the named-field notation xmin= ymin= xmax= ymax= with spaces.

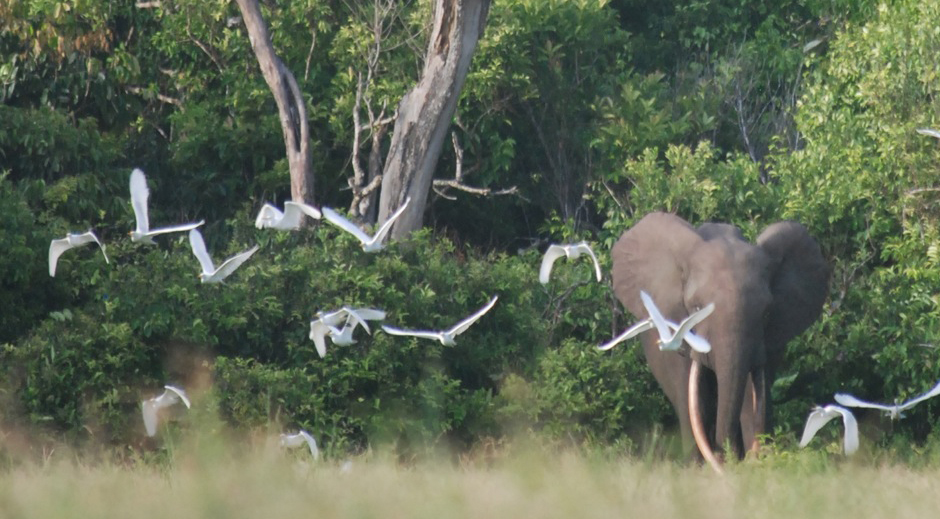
xmin=377 ymin=0 xmax=491 ymax=238
xmin=235 ymin=0 xmax=314 ymax=204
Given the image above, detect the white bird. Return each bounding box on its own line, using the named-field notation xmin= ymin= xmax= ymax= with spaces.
xmin=254 ymin=201 xmax=322 ymax=230
xmin=317 ymin=306 xmax=387 ymax=335
xmin=309 ymin=307 xmax=386 ymax=358
xmin=640 ymin=291 xmax=715 ymax=352
xmin=280 ymin=430 xmax=320 ymax=460
xmin=129 ymin=168 xmax=204 ymax=244
xmin=188 ymin=229 xmax=259 ymax=284
xmin=141 ymin=385 xmax=191 ymax=437
xmin=799 ymin=404 xmax=859 ymax=455
xmin=916 ymin=128 xmax=940 ymax=140
xmin=309 ymin=319 xmax=332 ymax=358
xmin=48 ymin=230 xmax=109 ymax=277
xmin=834 ymin=379 xmax=940 ymax=420
xmin=381 ymin=295 xmax=498 ymax=346
xmin=327 ymin=323 xmax=358 ymax=346
xmin=539 ymin=242 xmax=602 ymax=284
xmin=597 ymin=313 xmax=712 ymax=353
xmin=321 ymin=197 xmax=411 ymax=252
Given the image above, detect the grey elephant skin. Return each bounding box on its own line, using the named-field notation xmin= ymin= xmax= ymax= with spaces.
xmin=611 ymin=212 xmax=829 ymax=459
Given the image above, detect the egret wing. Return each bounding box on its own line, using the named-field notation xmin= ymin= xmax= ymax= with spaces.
xmin=309 ymin=320 xmax=330 ymax=358
xmin=670 ymin=303 xmax=715 ymax=353
xmin=142 ymin=400 xmax=159 ymax=437
xmin=899 ymin=379 xmax=940 ymax=410
xmin=574 ymin=242 xmax=602 ymax=282
xmin=597 ymin=319 xmax=654 ymax=351
xmin=213 ymin=245 xmax=259 ymax=281
xmin=317 ymin=308 xmax=348 ymax=327
xmin=130 ymin=169 xmax=151 ymax=234
xmin=539 ymin=245 xmax=567 ymax=284
xmin=147 ymin=220 xmax=205 ymax=236
xmin=276 ymin=202 xmax=304 ymax=229
xmin=48 ymin=238 xmax=72 ymax=277
xmin=916 ymin=128 xmax=940 ymax=139
xmin=188 ymin=229 xmax=217 ymax=274
xmin=371 ymin=197 xmax=411 ymax=246
xmin=381 ymin=325 xmax=444 ymax=341
xmin=799 ymin=406 xmax=839 ymax=447
xmin=339 ymin=308 xmax=373 ymax=334
xmin=837 ymin=406 xmax=860 ymax=455
xmin=255 ymin=203 xmax=283 ymax=229
xmin=833 ymin=392 xmax=894 ymax=411
xmin=164 ymin=385 xmax=191 ymax=408
xmin=286 ymin=201 xmax=322 ymax=220
xmin=640 ymin=290 xmax=674 ymax=343
xmin=322 ymin=207 xmax=373 ymax=244
xmin=449 ymin=295 xmax=499 ymax=336
xmin=83 ymin=231 xmax=110 ymax=264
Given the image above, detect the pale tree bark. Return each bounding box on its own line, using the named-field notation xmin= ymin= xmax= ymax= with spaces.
xmin=235 ymin=0 xmax=314 ymax=204
xmin=377 ymin=0 xmax=492 ymax=239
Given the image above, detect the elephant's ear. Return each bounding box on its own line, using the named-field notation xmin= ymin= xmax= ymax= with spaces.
xmin=611 ymin=212 xmax=703 ymax=321
xmin=757 ymin=221 xmax=830 ymax=349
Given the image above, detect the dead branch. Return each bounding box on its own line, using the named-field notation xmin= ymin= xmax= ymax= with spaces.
xmin=432 ymin=130 xmax=518 ymax=200
xmin=125 ymin=86 xmax=183 ymax=107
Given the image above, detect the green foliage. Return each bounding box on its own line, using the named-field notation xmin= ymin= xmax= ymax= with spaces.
xmin=762 ymin=0 xmax=940 ymax=439
xmin=4 ymin=219 xmax=659 ymax=455
xmin=0 ymin=106 xmax=120 ymax=182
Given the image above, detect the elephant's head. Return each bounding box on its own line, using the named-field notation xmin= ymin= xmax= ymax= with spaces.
xmin=610 ymin=212 xmax=828 ymax=468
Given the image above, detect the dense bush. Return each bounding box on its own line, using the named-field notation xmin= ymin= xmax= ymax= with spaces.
xmin=2 ymin=219 xmax=665 ymax=455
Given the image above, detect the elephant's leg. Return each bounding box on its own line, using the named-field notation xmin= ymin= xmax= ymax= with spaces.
xmin=714 ymin=361 xmax=748 ymax=459
xmin=642 ymin=341 xmax=694 ymax=455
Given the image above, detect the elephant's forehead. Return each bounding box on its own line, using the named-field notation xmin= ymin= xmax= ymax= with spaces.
xmin=690 ymin=240 xmax=772 ymax=288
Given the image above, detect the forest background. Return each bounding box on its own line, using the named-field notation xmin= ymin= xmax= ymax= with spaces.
xmin=2 ymin=0 xmax=940 ymax=463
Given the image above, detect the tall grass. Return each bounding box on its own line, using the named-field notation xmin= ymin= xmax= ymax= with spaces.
xmin=2 ymin=434 xmax=940 ymax=519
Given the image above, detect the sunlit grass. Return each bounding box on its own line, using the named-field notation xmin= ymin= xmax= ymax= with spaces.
xmin=3 ymin=433 xmax=940 ymax=519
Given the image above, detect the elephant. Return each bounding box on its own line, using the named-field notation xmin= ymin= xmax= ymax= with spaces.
xmin=610 ymin=212 xmax=828 ymax=468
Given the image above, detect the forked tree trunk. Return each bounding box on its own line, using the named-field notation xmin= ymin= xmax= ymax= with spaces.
xmin=377 ymin=0 xmax=491 ymax=238
xmin=235 ymin=0 xmax=314 ymax=204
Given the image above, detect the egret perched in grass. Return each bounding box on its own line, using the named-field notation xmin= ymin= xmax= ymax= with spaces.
xmin=142 ymin=385 xmax=191 ymax=437
xmin=382 ymin=295 xmax=498 ymax=346
xmin=539 ymin=242 xmax=602 ymax=284
xmin=129 ymin=168 xmax=204 ymax=244
xmin=321 ymin=197 xmax=410 ymax=252
xmin=188 ymin=229 xmax=259 ymax=284
xmin=280 ymin=430 xmax=320 ymax=460
xmin=48 ymin=230 xmax=109 ymax=277
xmin=799 ymin=404 xmax=859 ymax=455
xmin=254 ymin=201 xmax=322 ymax=230
xmin=834 ymin=379 xmax=940 ymax=420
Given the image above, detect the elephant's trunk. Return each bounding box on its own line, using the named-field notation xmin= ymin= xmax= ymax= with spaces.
xmin=688 ymin=359 xmax=724 ymax=474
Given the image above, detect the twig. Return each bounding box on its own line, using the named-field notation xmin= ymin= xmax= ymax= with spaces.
xmin=126 ymin=86 xmax=183 ymax=107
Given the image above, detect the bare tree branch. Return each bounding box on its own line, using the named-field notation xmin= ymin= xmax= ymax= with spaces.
xmin=431 ymin=130 xmax=517 ymax=199
xmin=125 ymin=86 xmax=183 ymax=107
xmin=234 ymin=0 xmax=314 ymax=204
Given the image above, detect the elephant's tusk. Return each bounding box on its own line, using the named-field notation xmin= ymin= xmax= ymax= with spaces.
xmin=689 ymin=360 xmax=724 ymax=475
